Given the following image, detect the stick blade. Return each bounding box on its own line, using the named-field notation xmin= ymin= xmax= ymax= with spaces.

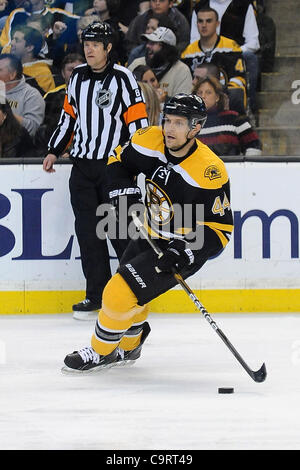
xmin=251 ymin=362 xmax=267 ymax=382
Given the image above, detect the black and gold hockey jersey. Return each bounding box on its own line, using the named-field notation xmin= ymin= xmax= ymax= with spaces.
xmin=181 ymin=36 xmax=246 ymax=96
xmin=0 ymin=6 xmax=79 ymax=51
xmin=107 ymin=126 xmax=233 ymax=253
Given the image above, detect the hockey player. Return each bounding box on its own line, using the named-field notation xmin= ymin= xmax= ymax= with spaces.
xmin=62 ymin=93 xmax=234 ymax=373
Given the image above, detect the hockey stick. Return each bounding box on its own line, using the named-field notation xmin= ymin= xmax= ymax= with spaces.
xmin=131 ymin=212 xmax=267 ymax=383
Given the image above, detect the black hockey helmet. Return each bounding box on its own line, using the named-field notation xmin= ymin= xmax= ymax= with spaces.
xmin=163 ymin=93 xmax=207 ymax=128
xmin=81 ymin=21 xmax=113 ymax=48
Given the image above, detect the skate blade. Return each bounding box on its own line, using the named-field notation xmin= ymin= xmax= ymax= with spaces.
xmin=115 ymin=359 xmax=137 ymax=367
xmin=61 ymin=362 xmax=118 ymax=375
xmin=72 ymin=311 xmax=99 ymax=321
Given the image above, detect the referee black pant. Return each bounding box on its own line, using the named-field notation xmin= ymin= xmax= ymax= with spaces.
xmin=69 ymin=158 xmax=129 ymax=305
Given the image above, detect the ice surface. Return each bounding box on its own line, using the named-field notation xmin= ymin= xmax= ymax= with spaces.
xmin=0 ymin=313 xmax=300 ymax=450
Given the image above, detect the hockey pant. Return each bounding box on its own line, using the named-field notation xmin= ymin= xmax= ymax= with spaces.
xmin=91 ymin=235 xmax=219 ymax=356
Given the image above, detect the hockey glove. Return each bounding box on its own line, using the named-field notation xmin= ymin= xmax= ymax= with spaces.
xmin=156 ymin=239 xmax=195 ymax=273
xmin=109 ymin=187 xmax=143 ymax=221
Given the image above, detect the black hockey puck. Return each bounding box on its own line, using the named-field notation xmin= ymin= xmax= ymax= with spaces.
xmin=218 ymin=387 xmax=234 ymax=394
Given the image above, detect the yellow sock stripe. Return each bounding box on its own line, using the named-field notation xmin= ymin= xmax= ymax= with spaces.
xmin=91 ymin=333 xmax=118 ymax=355
xmin=119 ymin=333 xmax=142 ymax=351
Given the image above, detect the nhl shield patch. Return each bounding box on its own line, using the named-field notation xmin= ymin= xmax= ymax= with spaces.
xmin=95 ymin=89 xmax=112 ymax=109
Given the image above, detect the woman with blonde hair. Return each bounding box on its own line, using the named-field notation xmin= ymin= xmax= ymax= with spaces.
xmin=193 ymin=75 xmax=262 ymax=156
xmin=138 ymin=81 xmax=161 ymax=126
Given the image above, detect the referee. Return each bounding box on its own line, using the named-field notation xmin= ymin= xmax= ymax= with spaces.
xmin=43 ymin=21 xmax=149 ymax=320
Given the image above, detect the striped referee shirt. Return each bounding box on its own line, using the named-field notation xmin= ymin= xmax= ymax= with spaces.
xmin=48 ymin=62 xmax=149 ymax=160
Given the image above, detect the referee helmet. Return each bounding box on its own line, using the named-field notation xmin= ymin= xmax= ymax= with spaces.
xmin=81 ymin=21 xmax=113 ymax=49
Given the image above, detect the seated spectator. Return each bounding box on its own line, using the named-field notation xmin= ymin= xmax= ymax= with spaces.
xmin=192 ymin=62 xmax=245 ymax=114
xmin=83 ymin=0 xmax=127 ymax=64
xmin=189 ymin=1 xmax=260 ymax=112
xmin=0 ymin=98 xmax=37 ymax=158
xmin=181 ymin=7 xmax=247 ymax=109
xmin=192 ymin=62 xmax=220 ymax=87
xmin=138 ymin=81 xmax=161 ymax=125
xmin=127 ymin=12 xmax=177 ymax=66
xmin=125 ymin=0 xmax=190 ymax=55
xmin=10 ymin=26 xmax=55 ymax=93
xmin=194 ymin=75 xmax=262 ymax=156
xmin=128 ymin=27 xmax=192 ymax=98
xmin=0 ymin=0 xmax=10 ymax=33
xmin=0 ymin=0 xmax=79 ymax=69
xmin=57 ymin=52 xmax=85 ymax=89
xmin=34 ymin=52 xmax=85 ymax=157
xmin=133 ymin=64 xmax=167 ymax=106
xmin=0 ymin=53 xmax=45 ymax=137
xmin=85 ymin=0 xmax=112 ymax=16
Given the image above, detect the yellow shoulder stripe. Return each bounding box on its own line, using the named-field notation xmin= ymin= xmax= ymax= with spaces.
xmin=181 ymin=40 xmax=201 ymax=57
xmin=179 ymin=142 xmax=229 ymax=189
xmin=219 ymin=36 xmax=242 ymax=52
xmin=132 ymin=126 xmax=163 ymax=146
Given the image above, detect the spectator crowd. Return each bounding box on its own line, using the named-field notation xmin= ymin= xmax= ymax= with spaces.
xmin=0 ymin=0 xmax=275 ymax=159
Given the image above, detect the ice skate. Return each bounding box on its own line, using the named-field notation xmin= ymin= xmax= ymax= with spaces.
xmin=61 ymin=346 xmax=118 ymax=374
xmin=72 ymin=299 xmax=100 ymax=321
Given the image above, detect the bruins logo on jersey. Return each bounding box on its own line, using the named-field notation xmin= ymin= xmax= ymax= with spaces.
xmin=145 ymin=179 xmax=173 ymax=225
xmin=204 ymin=165 xmax=222 ymax=180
